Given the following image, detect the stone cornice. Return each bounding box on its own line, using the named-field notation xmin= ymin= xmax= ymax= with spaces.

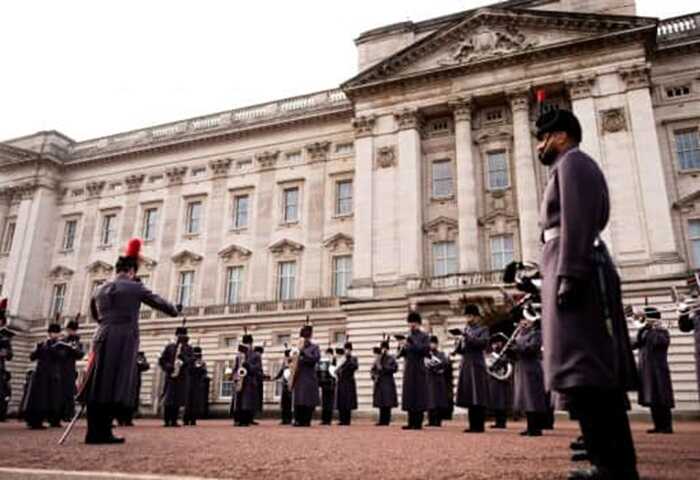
xmin=218 ymin=243 xmax=252 ymax=261
xmin=268 ymin=238 xmax=304 ymax=255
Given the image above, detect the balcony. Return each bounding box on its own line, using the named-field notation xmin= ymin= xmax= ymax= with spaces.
xmin=658 ymin=13 xmax=700 ymax=44
xmin=406 ymin=270 xmax=505 ymax=292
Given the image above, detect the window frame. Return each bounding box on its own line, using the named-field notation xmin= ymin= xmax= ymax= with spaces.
xmin=432 ymin=241 xmax=458 ymax=277
xmin=1 ymin=219 xmax=17 ymax=254
xmin=185 ymin=200 xmax=203 ymax=235
xmin=486 ymin=150 xmax=511 ymax=191
xmin=100 ymin=213 xmax=117 ymax=246
xmin=177 ymin=270 xmax=195 ymax=306
xmin=335 ymin=180 xmax=353 ymax=216
xmin=282 ymin=187 xmax=300 ymax=224
xmin=277 ymin=261 xmax=296 ymax=300
xmin=142 ymin=207 xmax=159 ymax=242
xmin=689 ymin=219 xmax=700 ymax=268
xmin=225 ymin=265 xmax=244 ymax=304
xmin=490 ymin=234 xmax=515 ymax=271
xmin=62 ymin=219 xmax=78 ymax=251
xmin=232 ymin=194 xmax=249 ymax=230
xmin=50 ymin=283 xmax=67 ymax=317
xmin=674 ymin=128 xmax=700 ymax=171
xmin=332 ymin=255 xmax=353 ymax=297
xmin=431 ymin=159 xmax=454 ymax=198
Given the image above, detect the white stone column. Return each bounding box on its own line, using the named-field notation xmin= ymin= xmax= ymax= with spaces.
xmin=349 ymin=116 xmax=375 ymax=298
xmin=450 ymin=98 xmax=480 ymax=272
xmin=621 ymin=65 xmax=679 ymax=259
xmin=509 ymin=91 xmax=541 ymax=263
xmin=395 ymin=109 xmax=424 ymax=280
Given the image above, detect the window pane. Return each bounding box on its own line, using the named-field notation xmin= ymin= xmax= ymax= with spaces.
xmin=488 ymin=152 xmax=510 ymax=189
xmin=689 ymin=220 xmax=700 ymax=238
xmin=432 ymin=241 xmax=457 ymax=277
xmin=336 ymin=181 xmax=353 ymax=215
xmin=63 ymin=220 xmax=76 ymax=250
xmin=178 ymin=271 xmax=194 ymax=306
xmin=432 ymin=161 xmax=453 ymax=197
xmin=187 ymin=202 xmax=202 ymax=234
xmin=101 ymin=215 xmax=116 ymax=245
xmin=226 ymin=266 xmax=243 ymax=304
xmin=675 ymin=130 xmax=700 ymax=170
xmin=491 ymin=235 xmax=514 ymax=270
xmin=52 ymin=284 xmax=66 ymax=316
xmin=278 ymin=261 xmax=296 ymax=300
xmin=233 ymin=196 xmax=249 ymax=229
xmin=2 ymin=221 xmax=16 ymax=253
xmin=284 ymin=189 xmax=299 ymax=222
xmin=333 ymin=255 xmax=352 ymax=296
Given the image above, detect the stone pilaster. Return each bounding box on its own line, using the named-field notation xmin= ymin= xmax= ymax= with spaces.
xmin=509 ymin=91 xmax=540 ymax=264
xmin=395 ymin=109 xmax=424 ymax=280
xmin=200 ymin=176 xmax=228 ymax=304
xmin=349 ymin=115 xmax=375 ymax=298
xmin=449 ymin=97 xmax=479 ymax=272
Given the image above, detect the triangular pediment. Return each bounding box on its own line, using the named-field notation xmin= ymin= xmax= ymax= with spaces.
xmin=343 ymin=8 xmax=655 ymax=91
xmin=268 ymin=238 xmax=304 ymax=255
xmin=674 ymin=190 xmax=700 ymax=210
xmin=218 ymin=243 xmax=252 ymax=261
xmin=86 ymin=260 xmax=114 ymax=275
xmin=49 ymin=265 xmax=74 ymax=279
xmin=171 ymin=249 xmax=203 ymax=265
xmin=322 ymin=233 xmax=354 ymax=251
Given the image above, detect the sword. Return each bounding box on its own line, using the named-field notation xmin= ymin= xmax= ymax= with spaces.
xmin=58 ymin=404 xmax=84 ymax=445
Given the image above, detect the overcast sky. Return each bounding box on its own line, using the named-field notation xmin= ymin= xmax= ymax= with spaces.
xmin=0 ymin=0 xmax=696 ymax=142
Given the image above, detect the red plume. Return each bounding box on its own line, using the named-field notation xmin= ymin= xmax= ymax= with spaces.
xmin=536 ymin=89 xmax=546 ymax=104
xmin=125 ymin=238 xmax=142 ymax=258
xmin=0 ymin=298 xmax=7 ymax=311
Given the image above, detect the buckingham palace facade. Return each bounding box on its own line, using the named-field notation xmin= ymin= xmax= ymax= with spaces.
xmin=2 ymin=0 xmax=700 ymax=413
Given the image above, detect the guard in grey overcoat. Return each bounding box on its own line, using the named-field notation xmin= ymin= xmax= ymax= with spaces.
xmin=81 ymin=239 xmax=179 ymax=444
xmin=536 ymin=108 xmax=638 ymax=479
xmin=231 ymin=335 xmax=261 ymax=427
xmin=159 ymin=328 xmax=195 ymax=427
xmin=292 ymin=325 xmax=320 ymax=427
xmin=512 ymin=320 xmax=547 ymax=436
xmin=633 ymin=307 xmax=674 ymax=434
xmin=59 ymin=319 xmax=85 ymax=421
xmin=678 ymin=297 xmax=700 ymax=408
xmin=398 ymin=311 xmax=430 ymax=430
xmin=455 ymin=304 xmax=490 ymax=433
xmin=371 ymin=340 xmax=398 ymax=426
xmin=116 ymin=351 xmax=150 ymax=426
xmin=426 ymin=336 xmax=450 ymax=427
xmin=487 ymin=334 xmax=512 ymax=429
xmin=0 ymin=301 xmax=13 ymax=422
xmin=334 ymin=342 xmax=358 ymax=425
xmin=184 ymin=346 xmax=208 ymax=426
xmin=23 ymin=324 xmax=65 ymax=429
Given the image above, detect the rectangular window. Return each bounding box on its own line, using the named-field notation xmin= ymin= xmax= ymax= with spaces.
xmin=142 ymin=208 xmax=158 ymax=241
xmin=666 ymin=85 xmax=690 ymax=99
xmin=286 ymin=151 xmax=302 ymax=163
xmin=220 ymin=360 xmax=235 ymax=399
xmin=225 ymin=266 xmax=244 ymax=304
xmin=232 ymin=195 xmax=249 ymax=229
xmin=487 ymin=151 xmax=510 ymax=190
xmin=1 ymin=220 xmax=16 ymax=254
xmin=283 ymin=188 xmax=299 ymax=223
xmin=62 ymin=220 xmax=77 ymax=250
xmin=432 ymin=160 xmax=453 ymax=197
xmin=491 ymin=235 xmax=515 ymax=270
xmin=100 ymin=214 xmax=117 ymax=246
xmin=50 ymin=283 xmax=66 ymax=317
xmin=432 ymin=241 xmax=458 ymax=277
xmin=177 ymin=271 xmax=194 ymax=306
xmin=333 ymin=331 xmax=347 ymax=345
xmin=185 ymin=201 xmax=202 ymax=234
xmin=275 ymin=333 xmax=291 ymax=346
xmin=335 ymin=180 xmax=353 ymax=215
xmin=675 ymin=129 xmax=700 ymax=170
xmin=332 ymin=255 xmax=352 ymax=297
xmin=335 ymin=143 xmax=354 ymax=155
xmin=690 ymin=220 xmax=700 ymax=268
xmin=277 ymin=261 xmax=296 ymax=300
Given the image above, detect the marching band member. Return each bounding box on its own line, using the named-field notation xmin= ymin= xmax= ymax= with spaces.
xmin=231 ymin=334 xmax=261 ymax=427
xmin=511 ymin=319 xmax=547 ymax=437
xmin=23 ymin=322 xmax=65 ymax=429
xmin=454 ymin=304 xmax=490 ymax=433
xmin=60 ymin=317 xmax=85 ymax=422
xmin=335 ymin=342 xmax=358 ymax=426
xmin=159 ymin=325 xmax=194 ymax=427
xmin=442 ymin=352 xmax=455 ymax=421
xmin=253 ymin=344 xmax=266 ymax=425
xmin=633 ymin=307 xmax=674 ymax=434
xmin=371 ymin=338 xmax=397 ymax=426
xmin=486 ymin=334 xmax=512 ymax=429
xmin=292 ymin=325 xmax=320 ymax=427
xmin=398 ymin=311 xmax=430 ymax=430
xmin=536 ymin=105 xmax=639 ymax=479
xmin=426 ymin=336 xmax=450 ymax=427
xmin=317 ymin=346 xmax=336 ymax=425
xmin=0 ymin=299 xmax=13 ymax=422
xmin=116 ymin=351 xmax=150 ymax=427
xmin=184 ymin=346 xmax=208 ymax=426
xmin=678 ymin=281 xmax=700 ymax=403
xmin=274 ymin=347 xmax=293 ymax=425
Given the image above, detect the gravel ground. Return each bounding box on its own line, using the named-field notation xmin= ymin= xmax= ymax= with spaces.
xmin=0 ymin=418 xmax=699 ymax=480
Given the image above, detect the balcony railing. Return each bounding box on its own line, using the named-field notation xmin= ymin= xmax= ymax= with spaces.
xmin=658 ymin=13 xmax=700 ymax=42
xmin=407 ymin=270 xmax=505 ymax=292
xmin=138 ymin=296 xmax=341 ymax=320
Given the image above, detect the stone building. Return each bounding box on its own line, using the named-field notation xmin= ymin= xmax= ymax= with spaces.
xmin=1 ymin=0 xmax=700 ymax=414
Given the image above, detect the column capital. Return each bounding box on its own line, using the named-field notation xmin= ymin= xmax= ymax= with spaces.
xmin=619 ymin=64 xmax=650 ymax=91
xmin=448 ymin=97 xmax=473 ymax=122
xmin=508 ymin=89 xmax=530 ymax=112
xmin=352 ymin=115 xmax=376 ymax=138
xmin=124 ymin=174 xmax=146 ymax=192
xmin=394 ymin=108 xmax=422 ymax=131
xmin=566 ymin=74 xmax=597 ymax=100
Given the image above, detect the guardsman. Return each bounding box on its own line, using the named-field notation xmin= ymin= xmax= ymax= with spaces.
xmin=426 ymin=336 xmax=450 ymax=427
xmin=159 ymin=325 xmax=194 ymax=427
xmin=116 ymin=351 xmax=150 ymax=426
xmin=231 ymin=334 xmax=262 ymax=427
xmin=397 ymin=311 xmax=430 ymax=430
xmin=370 ymin=339 xmax=398 ymax=426
xmin=536 ymin=104 xmax=639 ymax=479
xmin=274 ymin=347 xmax=293 ymax=425
xmin=512 ymin=319 xmax=548 ymax=437
xmin=60 ymin=316 xmax=85 ymax=422
xmin=335 ymin=342 xmax=358 ymax=426
xmin=184 ymin=346 xmax=208 ymax=426
xmin=0 ymin=299 xmax=13 ymax=422
xmin=678 ymin=277 xmax=700 ymax=406
xmin=454 ymin=304 xmax=490 ymax=433
xmin=23 ymin=322 xmax=65 ymax=429
xmin=633 ymin=307 xmax=674 ymax=434
xmin=487 ymin=333 xmax=512 ymax=429
xmin=292 ymin=325 xmax=320 ymax=427
xmin=252 ymin=344 xmax=266 ymax=425
xmin=317 ymin=346 xmax=336 ymax=425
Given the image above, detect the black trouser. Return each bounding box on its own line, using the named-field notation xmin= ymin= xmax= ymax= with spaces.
xmin=86 ymin=403 xmax=115 ymax=442
xmin=467 ymin=405 xmax=485 ymax=432
xmin=338 ymin=408 xmax=352 ymax=425
xmin=320 ymin=386 xmax=334 ymax=424
xmin=163 ymin=405 xmax=180 ymax=426
xmin=25 ymin=412 xmax=44 ymax=428
xmin=492 ymin=409 xmax=507 ymax=427
xmin=567 ymin=387 xmax=638 ymax=479
xmin=294 ymin=405 xmax=314 ymax=426
xmin=0 ymin=399 xmax=8 ymax=422
xmin=281 ymin=393 xmax=293 ymax=424
xmin=406 ymin=410 xmax=424 ymax=429
xmin=235 ymin=409 xmax=253 ymax=426
xmin=526 ymin=412 xmax=542 ymax=434
xmin=428 ymin=409 xmax=442 ymax=426
xmin=378 ymin=407 xmax=392 ymax=425
xmin=650 ymin=406 xmax=673 ymax=432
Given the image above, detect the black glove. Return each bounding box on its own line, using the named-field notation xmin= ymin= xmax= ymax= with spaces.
xmin=557 ymin=277 xmax=579 ymax=308
xmin=176 ymin=304 xmax=183 ymax=313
